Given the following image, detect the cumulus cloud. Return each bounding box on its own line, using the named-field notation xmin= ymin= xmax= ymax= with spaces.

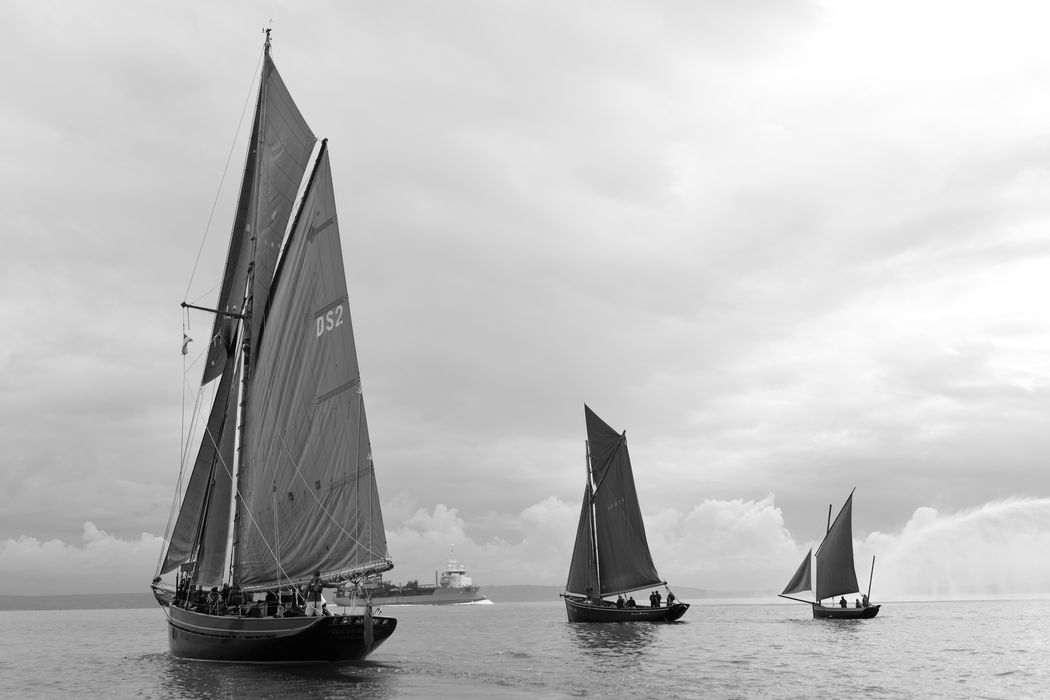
xmin=0 ymin=522 xmax=162 ymax=595
xmin=5 ymin=497 xmax=1050 ymax=600
xmin=385 ymin=498 xmax=579 ymax=586
xmin=863 ymin=498 xmax=1050 ymax=600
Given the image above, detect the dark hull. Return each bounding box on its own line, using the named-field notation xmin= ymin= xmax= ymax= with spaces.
xmin=166 ymin=605 xmax=396 ymax=663
xmin=564 ymin=597 xmax=689 ymax=623
xmin=813 ymin=604 xmax=881 ymax=620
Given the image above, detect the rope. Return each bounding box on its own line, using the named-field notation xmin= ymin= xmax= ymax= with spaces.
xmin=182 ymin=46 xmax=265 ymax=302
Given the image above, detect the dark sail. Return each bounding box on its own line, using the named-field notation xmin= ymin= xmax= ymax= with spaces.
xmin=815 ymin=491 xmax=860 ymax=600
xmin=201 ymin=51 xmax=315 ymax=384
xmin=160 ymin=351 xmax=239 ymax=578
xmin=234 ymin=144 xmax=390 ymax=589
xmin=583 ymin=406 xmax=663 ymax=596
xmin=565 ymin=483 xmax=598 ymax=597
xmin=781 ymin=548 xmax=812 ymax=596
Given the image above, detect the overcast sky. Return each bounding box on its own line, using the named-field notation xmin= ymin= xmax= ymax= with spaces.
xmin=3 ymin=0 xmax=1049 ymax=598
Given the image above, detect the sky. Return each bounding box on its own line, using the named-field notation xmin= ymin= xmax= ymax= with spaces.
xmin=2 ymin=0 xmax=1049 ymax=598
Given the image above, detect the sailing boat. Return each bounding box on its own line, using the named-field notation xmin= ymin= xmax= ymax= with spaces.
xmin=150 ymin=31 xmax=397 ymax=663
xmin=562 ymin=406 xmax=689 ymax=623
xmin=779 ymin=489 xmax=880 ymax=619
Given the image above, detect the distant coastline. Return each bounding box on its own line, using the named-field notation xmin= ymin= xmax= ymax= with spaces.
xmin=0 ymin=585 xmax=754 ymax=611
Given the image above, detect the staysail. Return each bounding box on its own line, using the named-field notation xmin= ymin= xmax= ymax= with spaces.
xmin=233 ymin=142 xmax=391 ymax=589
xmin=565 ymin=483 xmax=598 ymax=597
xmin=814 ymin=491 xmax=860 ymax=601
xmin=780 ymin=548 xmax=812 ymax=597
xmin=582 ymin=405 xmax=662 ymax=597
xmin=159 ymin=350 xmax=239 ymax=581
xmin=201 ymin=50 xmax=315 ymax=384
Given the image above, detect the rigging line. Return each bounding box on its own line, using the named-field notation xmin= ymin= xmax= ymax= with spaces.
xmin=187 ymin=280 xmax=223 ymax=309
xmin=182 ymin=46 xmax=265 ymax=302
xmin=271 ymin=419 xmax=386 ymax=560
xmin=155 ymin=329 xmax=212 ymax=575
xmin=192 ymin=404 xmax=298 ymax=589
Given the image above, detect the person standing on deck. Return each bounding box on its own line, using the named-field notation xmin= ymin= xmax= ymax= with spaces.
xmin=305 ymin=570 xmax=324 ymax=616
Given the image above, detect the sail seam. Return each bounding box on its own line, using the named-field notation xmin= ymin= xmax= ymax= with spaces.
xmin=316 ymin=378 xmax=360 ymax=405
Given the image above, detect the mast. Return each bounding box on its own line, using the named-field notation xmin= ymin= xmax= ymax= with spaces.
xmin=867 ymin=555 xmax=875 ymax=600
xmin=229 ymin=34 xmax=270 ymax=587
xmin=586 ymin=439 xmax=600 ymax=600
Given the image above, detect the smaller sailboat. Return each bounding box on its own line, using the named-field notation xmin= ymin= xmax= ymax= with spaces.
xmin=779 ymin=489 xmax=880 ymax=619
xmin=562 ymin=406 xmax=689 ymax=623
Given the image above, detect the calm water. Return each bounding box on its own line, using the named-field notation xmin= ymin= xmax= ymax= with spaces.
xmin=1 ymin=599 xmax=1047 ymax=698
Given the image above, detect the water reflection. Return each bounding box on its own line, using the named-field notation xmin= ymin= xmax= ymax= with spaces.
xmin=566 ymin=621 xmax=658 ymax=660
xmin=146 ymin=652 xmax=399 ymax=699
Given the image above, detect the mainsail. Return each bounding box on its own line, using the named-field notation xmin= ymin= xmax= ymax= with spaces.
xmin=814 ymin=490 xmax=860 ymax=601
xmin=234 ymin=142 xmax=390 ymax=589
xmin=566 ymin=406 xmax=663 ymax=598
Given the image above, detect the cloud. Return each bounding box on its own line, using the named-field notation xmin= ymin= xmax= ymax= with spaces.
xmin=5 ymin=497 xmax=1050 ymax=600
xmin=386 ymin=498 xmax=579 ymax=586
xmin=864 ymin=498 xmax=1050 ymax=600
xmin=0 ymin=522 xmax=162 ymax=595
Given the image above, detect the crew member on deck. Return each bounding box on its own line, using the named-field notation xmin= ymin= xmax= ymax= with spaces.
xmin=305 ymin=570 xmax=324 ymax=617
xmin=839 ymin=596 xmax=847 ymax=608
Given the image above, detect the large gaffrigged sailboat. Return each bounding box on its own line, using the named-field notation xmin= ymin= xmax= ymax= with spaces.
xmin=779 ymin=489 xmax=880 ymax=619
xmin=562 ymin=406 xmax=689 ymax=623
xmin=150 ymin=31 xmax=397 ymax=663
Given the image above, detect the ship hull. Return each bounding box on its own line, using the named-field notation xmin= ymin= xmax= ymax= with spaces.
xmin=564 ymin=597 xmax=689 ymax=623
xmin=812 ymin=603 xmax=881 ymax=620
xmin=166 ymin=605 xmax=396 ymax=663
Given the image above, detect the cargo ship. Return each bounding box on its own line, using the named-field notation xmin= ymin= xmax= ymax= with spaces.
xmin=335 ymin=547 xmax=488 ymax=607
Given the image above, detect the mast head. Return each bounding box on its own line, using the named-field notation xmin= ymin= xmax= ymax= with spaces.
xmin=263 ymin=23 xmax=272 ymax=53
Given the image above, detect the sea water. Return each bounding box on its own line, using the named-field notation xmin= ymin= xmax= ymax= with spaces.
xmin=1 ymin=598 xmax=1048 ymax=698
